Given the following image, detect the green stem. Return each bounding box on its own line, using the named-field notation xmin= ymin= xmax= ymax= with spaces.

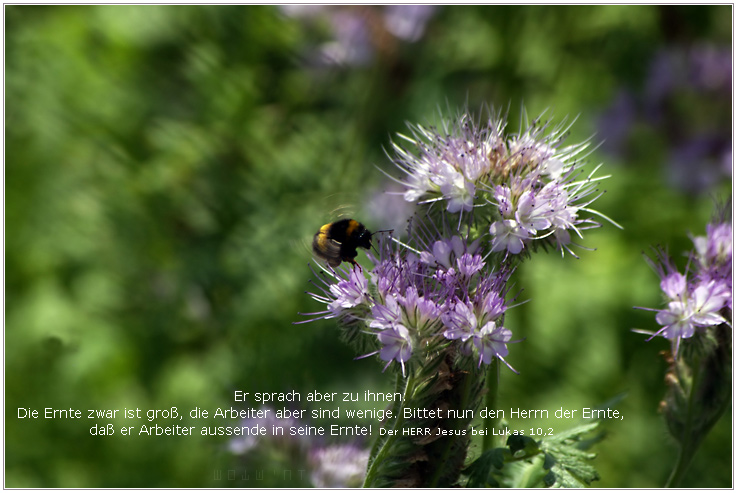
xmin=664 ymin=360 xmax=701 ymax=488
xmin=366 ymin=374 xmax=405 ymax=466
xmin=362 ymin=373 xmax=415 ymax=488
xmin=664 ymin=444 xmax=697 ymax=488
xmin=482 ymin=358 xmax=499 ymax=452
xmin=427 ymin=367 xmax=474 ymax=488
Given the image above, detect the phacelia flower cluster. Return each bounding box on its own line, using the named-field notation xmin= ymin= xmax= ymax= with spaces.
xmin=640 ymin=220 xmax=732 ymax=355
xmin=388 ymin=108 xmax=614 ymax=257
xmin=297 ymin=106 xmax=618 ymax=488
xmin=300 ymin=228 xmax=516 ymax=376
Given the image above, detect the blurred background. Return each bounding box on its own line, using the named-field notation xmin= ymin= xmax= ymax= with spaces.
xmin=5 ymin=5 xmax=732 ymax=488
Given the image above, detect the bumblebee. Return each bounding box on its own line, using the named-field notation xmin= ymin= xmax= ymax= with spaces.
xmin=312 ymin=218 xmax=374 ymax=268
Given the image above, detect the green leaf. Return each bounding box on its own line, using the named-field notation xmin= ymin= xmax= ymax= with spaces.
xmin=543 ymin=452 xmax=556 ymax=470
xmin=543 ymin=470 xmax=556 ymax=487
xmin=464 ymin=448 xmax=506 ymax=488
xmin=539 ymin=421 xmax=602 ymax=487
xmin=511 ymin=455 xmax=549 ymax=488
xmin=507 ymin=434 xmax=540 ymax=457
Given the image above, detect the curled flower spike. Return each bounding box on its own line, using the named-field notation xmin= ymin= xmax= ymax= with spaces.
xmin=638 ymin=219 xmax=732 ymax=357
xmin=637 ymin=209 xmax=732 ymax=489
xmin=386 ymin=106 xmax=617 ymax=258
xmin=389 ymin=112 xmax=504 ymax=211
xmin=299 ymin=215 xmax=517 ymax=377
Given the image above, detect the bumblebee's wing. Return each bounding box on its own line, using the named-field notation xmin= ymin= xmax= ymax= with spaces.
xmin=318 ymin=193 xmax=360 ymax=221
xmin=312 ymin=232 xmax=343 ymax=268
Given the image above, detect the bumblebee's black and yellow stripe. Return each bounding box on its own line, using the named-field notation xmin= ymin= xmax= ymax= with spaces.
xmin=312 ymin=218 xmax=373 ymax=268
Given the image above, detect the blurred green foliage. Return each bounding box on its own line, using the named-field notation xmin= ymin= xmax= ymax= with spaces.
xmin=6 ymin=5 xmax=731 ymax=488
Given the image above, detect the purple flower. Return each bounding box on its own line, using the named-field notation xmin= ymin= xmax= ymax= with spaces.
xmin=389 ymin=107 xmax=613 ymax=258
xmin=299 ymin=179 xmax=520 ymax=374
xmin=377 ymin=324 xmax=413 ymax=376
xmin=473 ymin=322 xmax=513 ymax=368
xmin=694 ymin=222 xmax=732 ymax=270
xmin=691 ymin=221 xmax=732 ymax=311
xmin=420 ymin=235 xmax=480 ymax=270
xmin=488 ymin=168 xmax=603 ymax=256
xmin=397 ymin=286 xmax=441 ymax=332
xmin=440 ymin=169 xmax=476 ymax=213
xmin=688 ymin=280 xmax=731 ymax=326
xmin=494 ymin=184 xmax=514 ymax=216
xmin=660 ymin=272 xmax=687 ymax=300
xmin=476 ymin=286 xmax=507 ymax=326
xmin=655 ymin=299 xmax=694 ymax=340
xmin=370 ymin=256 xmax=403 ymax=298
xmin=516 ymin=189 xmax=552 ymax=233
xmin=440 ymin=288 xmax=515 ymax=370
xmin=369 ymin=295 xmax=403 ymax=330
xmin=328 ymin=267 xmax=370 ymax=316
xmin=640 ymin=222 xmax=732 ymax=356
xmin=654 ymin=280 xmax=730 ymax=351
xmin=357 ymin=315 xmax=413 ymax=376
xmin=441 ymin=301 xmax=476 ymax=341
xmin=390 ymin=111 xmax=506 ymax=212
xmin=297 ymin=265 xmax=370 ymax=325
xmin=489 ymin=218 xmax=528 ymax=254
xmin=302 ymin=230 xmax=516 ymax=371
xmin=507 ymin=134 xmax=556 ymax=173
xmin=456 ymin=253 xmax=484 ymax=278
